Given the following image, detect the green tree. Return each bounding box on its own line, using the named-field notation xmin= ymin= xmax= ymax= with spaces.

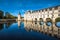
xmin=0 ymin=10 xmax=4 ymax=19
xmin=5 ymin=12 xmax=17 ymax=19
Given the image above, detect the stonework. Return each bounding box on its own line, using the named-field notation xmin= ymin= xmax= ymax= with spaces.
xmin=24 ymin=5 xmax=60 ymax=22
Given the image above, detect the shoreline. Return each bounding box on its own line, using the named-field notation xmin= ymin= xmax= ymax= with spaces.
xmin=0 ymin=19 xmax=16 ymax=22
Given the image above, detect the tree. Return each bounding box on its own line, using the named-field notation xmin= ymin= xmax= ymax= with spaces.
xmin=0 ymin=10 xmax=4 ymax=19
xmin=5 ymin=12 xmax=17 ymax=19
xmin=5 ymin=12 xmax=10 ymax=19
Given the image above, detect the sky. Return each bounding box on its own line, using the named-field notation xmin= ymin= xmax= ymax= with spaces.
xmin=0 ymin=0 xmax=60 ymax=17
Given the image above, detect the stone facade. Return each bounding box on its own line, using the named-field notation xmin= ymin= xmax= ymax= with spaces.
xmin=24 ymin=5 xmax=60 ymax=22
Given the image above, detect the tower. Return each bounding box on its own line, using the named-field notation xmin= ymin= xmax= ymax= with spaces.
xmin=18 ymin=12 xmax=21 ymax=21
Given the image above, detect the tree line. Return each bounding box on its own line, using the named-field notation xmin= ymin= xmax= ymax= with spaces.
xmin=0 ymin=10 xmax=17 ymax=19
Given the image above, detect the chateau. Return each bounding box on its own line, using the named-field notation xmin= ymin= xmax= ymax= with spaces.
xmin=24 ymin=5 xmax=60 ymax=22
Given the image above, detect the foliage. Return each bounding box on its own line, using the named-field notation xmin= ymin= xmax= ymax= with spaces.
xmin=0 ymin=10 xmax=17 ymax=19
xmin=0 ymin=10 xmax=4 ymax=19
xmin=55 ymin=17 xmax=60 ymax=22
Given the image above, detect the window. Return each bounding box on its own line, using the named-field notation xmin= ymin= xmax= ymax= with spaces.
xmin=58 ymin=14 xmax=60 ymax=16
xmin=59 ymin=10 xmax=60 ymax=12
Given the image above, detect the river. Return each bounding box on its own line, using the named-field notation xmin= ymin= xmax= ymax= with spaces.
xmin=0 ymin=21 xmax=60 ymax=40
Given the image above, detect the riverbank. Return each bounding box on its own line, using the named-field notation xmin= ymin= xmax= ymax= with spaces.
xmin=0 ymin=19 xmax=16 ymax=22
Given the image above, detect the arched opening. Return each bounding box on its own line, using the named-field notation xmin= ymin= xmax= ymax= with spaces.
xmin=35 ymin=18 xmax=37 ymax=24
xmin=55 ymin=17 xmax=60 ymax=28
xmin=39 ymin=18 xmax=44 ymax=25
xmin=39 ymin=18 xmax=43 ymax=21
xmin=35 ymin=18 xmax=37 ymax=22
xmin=46 ymin=18 xmax=52 ymax=26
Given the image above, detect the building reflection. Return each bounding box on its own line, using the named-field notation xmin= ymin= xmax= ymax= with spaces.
xmin=18 ymin=21 xmax=24 ymax=29
xmin=24 ymin=21 xmax=60 ymax=38
xmin=18 ymin=21 xmax=21 ymax=28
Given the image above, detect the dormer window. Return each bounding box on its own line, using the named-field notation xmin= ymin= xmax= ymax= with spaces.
xmin=55 ymin=6 xmax=58 ymax=10
xmin=45 ymin=9 xmax=47 ymax=11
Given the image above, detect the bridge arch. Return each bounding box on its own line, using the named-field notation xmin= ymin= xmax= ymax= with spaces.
xmin=39 ymin=18 xmax=44 ymax=25
xmin=55 ymin=17 xmax=60 ymax=28
xmin=35 ymin=18 xmax=37 ymax=21
xmin=46 ymin=18 xmax=52 ymax=26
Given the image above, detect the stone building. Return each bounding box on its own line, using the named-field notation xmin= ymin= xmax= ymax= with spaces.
xmin=24 ymin=5 xmax=60 ymax=23
xmin=24 ymin=5 xmax=60 ymax=37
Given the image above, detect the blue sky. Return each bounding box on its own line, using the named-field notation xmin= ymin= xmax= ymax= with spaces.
xmin=0 ymin=0 xmax=60 ymax=17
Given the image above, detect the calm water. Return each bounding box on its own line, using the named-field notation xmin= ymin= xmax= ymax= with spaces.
xmin=0 ymin=21 xmax=60 ymax=40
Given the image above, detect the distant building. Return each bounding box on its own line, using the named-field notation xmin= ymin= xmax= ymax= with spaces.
xmin=24 ymin=5 xmax=60 ymax=22
xmin=18 ymin=12 xmax=21 ymax=21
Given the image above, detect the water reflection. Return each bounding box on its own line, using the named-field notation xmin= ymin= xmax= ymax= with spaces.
xmin=0 ymin=21 xmax=59 ymax=40
xmin=46 ymin=22 xmax=52 ymax=26
xmin=0 ymin=23 xmax=4 ymax=30
xmin=56 ymin=22 xmax=60 ymax=28
xmin=39 ymin=21 xmax=44 ymax=25
xmin=0 ymin=22 xmax=16 ymax=30
xmin=24 ymin=21 xmax=60 ymax=39
xmin=18 ymin=21 xmax=24 ymax=30
xmin=18 ymin=21 xmax=21 ymax=27
xmin=5 ymin=22 xmax=14 ymax=28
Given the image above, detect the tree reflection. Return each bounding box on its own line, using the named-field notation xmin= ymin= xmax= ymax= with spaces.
xmin=5 ymin=22 xmax=13 ymax=28
xmin=0 ymin=23 xmax=4 ymax=30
